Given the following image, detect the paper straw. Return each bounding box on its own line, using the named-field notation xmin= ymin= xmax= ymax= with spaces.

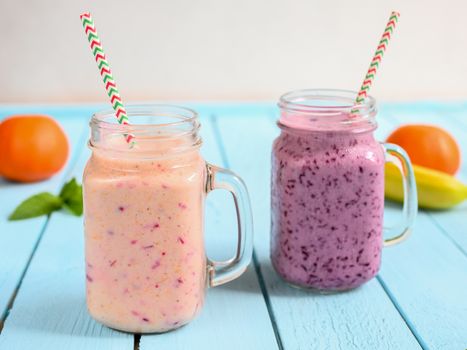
xmin=80 ymin=12 xmax=134 ymax=143
xmin=353 ymin=11 xmax=400 ymax=110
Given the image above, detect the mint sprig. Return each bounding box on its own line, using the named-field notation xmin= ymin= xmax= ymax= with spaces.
xmin=59 ymin=178 xmax=83 ymax=216
xmin=8 ymin=178 xmax=83 ymax=221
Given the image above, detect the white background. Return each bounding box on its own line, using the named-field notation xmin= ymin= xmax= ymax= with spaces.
xmin=0 ymin=0 xmax=465 ymax=103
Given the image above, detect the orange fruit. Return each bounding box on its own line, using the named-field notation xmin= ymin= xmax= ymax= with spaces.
xmin=0 ymin=115 xmax=69 ymax=182
xmin=386 ymin=124 xmax=461 ymax=175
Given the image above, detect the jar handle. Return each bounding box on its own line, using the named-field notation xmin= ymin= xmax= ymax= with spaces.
xmin=205 ymin=163 xmax=254 ymax=287
xmin=382 ymin=143 xmax=418 ymax=246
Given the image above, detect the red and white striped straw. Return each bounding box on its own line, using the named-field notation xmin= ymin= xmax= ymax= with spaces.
xmin=353 ymin=11 xmax=400 ymax=112
xmin=80 ymin=12 xmax=134 ymax=143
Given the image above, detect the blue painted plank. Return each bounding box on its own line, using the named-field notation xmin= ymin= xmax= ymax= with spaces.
xmin=140 ymin=113 xmax=278 ymax=349
xmin=375 ymin=105 xmax=467 ymax=349
xmin=0 ymin=110 xmax=133 ymax=349
xmin=0 ymin=109 xmax=90 ymax=320
xmin=378 ymin=212 xmax=467 ymax=349
xmin=214 ymin=108 xmax=421 ymax=350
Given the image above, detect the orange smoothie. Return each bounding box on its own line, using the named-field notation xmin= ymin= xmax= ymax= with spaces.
xmin=83 ymin=139 xmax=206 ymax=333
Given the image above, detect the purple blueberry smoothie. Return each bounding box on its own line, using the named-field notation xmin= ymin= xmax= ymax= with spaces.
xmin=271 ymin=90 xmax=386 ymax=291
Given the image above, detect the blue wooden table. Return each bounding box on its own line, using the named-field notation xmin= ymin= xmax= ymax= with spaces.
xmin=0 ymin=103 xmax=466 ymax=350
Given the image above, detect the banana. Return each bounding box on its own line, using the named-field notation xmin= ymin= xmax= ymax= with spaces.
xmin=385 ymin=163 xmax=467 ymax=210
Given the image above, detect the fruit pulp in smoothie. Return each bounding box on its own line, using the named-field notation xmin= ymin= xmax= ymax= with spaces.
xmin=271 ymin=126 xmax=385 ymax=291
xmin=83 ymin=140 xmax=206 ymax=333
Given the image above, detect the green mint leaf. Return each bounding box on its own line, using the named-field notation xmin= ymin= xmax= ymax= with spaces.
xmin=59 ymin=178 xmax=80 ymax=200
xmin=8 ymin=193 xmax=63 ymax=221
xmin=59 ymin=178 xmax=83 ymax=216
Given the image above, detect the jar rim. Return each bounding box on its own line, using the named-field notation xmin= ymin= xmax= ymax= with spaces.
xmin=278 ymin=89 xmax=376 ymax=114
xmin=277 ymin=89 xmax=377 ymax=132
xmin=89 ymin=104 xmax=201 ymax=156
xmin=91 ymin=104 xmax=199 ymax=131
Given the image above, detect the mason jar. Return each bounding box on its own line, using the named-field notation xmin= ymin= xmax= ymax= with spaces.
xmin=83 ymin=104 xmax=253 ymax=332
xmin=271 ymin=89 xmax=417 ymax=292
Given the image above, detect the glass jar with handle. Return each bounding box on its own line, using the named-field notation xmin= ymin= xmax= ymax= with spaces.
xmin=271 ymin=89 xmax=417 ymax=292
xmin=83 ymin=104 xmax=253 ymax=333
